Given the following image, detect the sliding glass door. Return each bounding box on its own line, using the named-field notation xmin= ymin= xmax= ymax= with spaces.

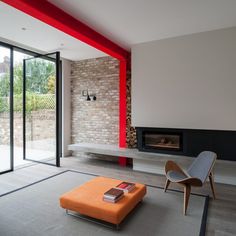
xmin=0 ymin=45 xmax=13 ymax=173
xmin=23 ymin=52 xmax=61 ymax=166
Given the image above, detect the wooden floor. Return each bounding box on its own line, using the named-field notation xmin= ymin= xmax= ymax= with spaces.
xmin=1 ymin=156 xmax=236 ymax=235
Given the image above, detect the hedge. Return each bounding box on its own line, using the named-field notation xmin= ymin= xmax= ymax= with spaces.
xmin=0 ymin=93 xmax=55 ymax=113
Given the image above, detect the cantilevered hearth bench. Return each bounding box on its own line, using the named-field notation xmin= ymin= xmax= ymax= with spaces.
xmin=68 ymin=143 xmax=192 ymax=163
xmin=59 ymin=176 xmax=146 ymax=229
xmin=68 ymin=142 xmax=193 ymax=174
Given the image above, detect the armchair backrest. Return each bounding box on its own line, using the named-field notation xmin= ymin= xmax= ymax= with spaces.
xmin=187 ymin=151 xmax=217 ymax=183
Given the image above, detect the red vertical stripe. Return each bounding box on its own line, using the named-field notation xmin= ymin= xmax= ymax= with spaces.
xmin=119 ymin=60 xmax=127 ymax=148
xmin=119 ymin=60 xmax=127 ymax=166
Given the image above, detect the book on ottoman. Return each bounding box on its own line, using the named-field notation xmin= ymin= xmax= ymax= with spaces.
xmin=116 ymin=182 xmax=136 ymax=193
xmin=103 ymin=188 xmax=124 ymax=203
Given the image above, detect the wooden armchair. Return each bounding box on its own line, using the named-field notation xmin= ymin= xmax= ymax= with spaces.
xmin=164 ymin=151 xmax=217 ymax=215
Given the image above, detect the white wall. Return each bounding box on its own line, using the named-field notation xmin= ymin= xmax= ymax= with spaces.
xmin=62 ymin=59 xmax=72 ymax=157
xmin=131 ymin=27 xmax=236 ymax=130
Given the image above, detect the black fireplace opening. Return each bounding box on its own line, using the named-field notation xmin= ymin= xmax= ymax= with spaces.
xmin=137 ymin=127 xmax=184 ymax=155
xmin=143 ymin=131 xmax=183 ymax=152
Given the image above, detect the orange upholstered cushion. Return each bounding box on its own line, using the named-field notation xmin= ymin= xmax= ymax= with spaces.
xmin=60 ymin=176 xmax=146 ymax=225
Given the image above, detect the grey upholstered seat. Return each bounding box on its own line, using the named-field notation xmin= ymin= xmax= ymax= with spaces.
xmin=164 ymin=151 xmax=217 ymax=214
xmin=167 ymin=171 xmax=187 ymax=181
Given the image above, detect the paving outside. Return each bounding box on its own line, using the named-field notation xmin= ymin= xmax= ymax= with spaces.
xmin=0 ymin=139 xmax=56 ymax=172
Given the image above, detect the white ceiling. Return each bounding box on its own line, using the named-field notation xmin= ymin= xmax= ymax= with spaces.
xmin=1 ymin=0 xmax=236 ymax=60
xmin=49 ymin=0 xmax=236 ymax=49
xmin=0 ymin=2 xmax=106 ymax=61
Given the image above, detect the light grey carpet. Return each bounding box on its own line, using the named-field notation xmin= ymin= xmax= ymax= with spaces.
xmin=0 ymin=164 xmax=63 ymax=196
xmin=0 ymin=171 xmax=206 ymax=236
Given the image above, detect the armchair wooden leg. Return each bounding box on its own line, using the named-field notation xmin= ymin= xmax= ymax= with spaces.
xmin=209 ymin=172 xmax=216 ymax=200
xmin=183 ymin=184 xmax=191 ymax=215
xmin=164 ymin=179 xmax=170 ymax=192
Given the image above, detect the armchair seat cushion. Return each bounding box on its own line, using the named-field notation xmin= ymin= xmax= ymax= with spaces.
xmin=167 ymin=171 xmax=187 ymax=182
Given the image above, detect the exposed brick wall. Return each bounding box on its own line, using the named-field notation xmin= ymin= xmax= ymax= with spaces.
xmin=71 ymin=57 xmax=119 ymax=145
xmin=71 ymin=56 xmax=137 ymax=152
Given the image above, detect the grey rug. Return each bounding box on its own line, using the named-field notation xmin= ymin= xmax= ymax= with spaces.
xmin=0 ymin=171 xmax=207 ymax=236
xmin=0 ymin=164 xmax=63 ymax=196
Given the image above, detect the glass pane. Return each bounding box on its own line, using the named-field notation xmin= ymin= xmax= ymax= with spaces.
xmin=25 ymin=56 xmax=56 ymax=164
xmin=13 ymin=50 xmax=31 ymax=168
xmin=0 ymin=45 xmax=11 ymax=172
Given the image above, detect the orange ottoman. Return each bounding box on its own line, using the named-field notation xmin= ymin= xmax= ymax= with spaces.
xmin=60 ymin=176 xmax=146 ymax=227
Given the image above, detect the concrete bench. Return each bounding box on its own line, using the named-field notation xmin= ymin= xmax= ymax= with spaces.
xmin=68 ymin=142 xmax=190 ymax=162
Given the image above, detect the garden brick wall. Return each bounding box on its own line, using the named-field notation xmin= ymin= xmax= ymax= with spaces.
xmin=0 ymin=110 xmax=55 ymax=147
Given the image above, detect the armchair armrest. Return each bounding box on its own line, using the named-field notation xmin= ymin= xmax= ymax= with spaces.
xmin=165 ymin=160 xmax=187 ymax=176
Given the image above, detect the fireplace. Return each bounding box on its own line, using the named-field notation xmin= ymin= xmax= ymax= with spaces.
xmin=137 ymin=128 xmax=183 ymax=155
xmin=144 ymin=132 xmax=182 ymax=151
xmin=136 ymin=127 xmax=236 ymax=160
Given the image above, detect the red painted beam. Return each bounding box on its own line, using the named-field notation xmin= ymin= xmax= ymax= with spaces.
xmin=1 ymin=0 xmax=129 ymax=60
xmin=119 ymin=60 xmax=127 ymax=166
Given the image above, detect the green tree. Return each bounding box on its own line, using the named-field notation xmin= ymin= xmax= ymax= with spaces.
xmin=0 ymin=74 xmax=10 ymax=97
xmin=13 ymin=59 xmax=56 ymax=95
xmin=14 ymin=63 xmax=23 ymax=95
xmin=0 ymin=59 xmax=56 ymax=113
xmin=47 ymin=75 xmax=56 ymax=94
xmin=25 ymin=59 xmax=55 ymax=94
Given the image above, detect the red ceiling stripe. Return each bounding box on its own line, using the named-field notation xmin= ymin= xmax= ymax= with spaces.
xmin=1 ymin=0 xmax=130 ymax=60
